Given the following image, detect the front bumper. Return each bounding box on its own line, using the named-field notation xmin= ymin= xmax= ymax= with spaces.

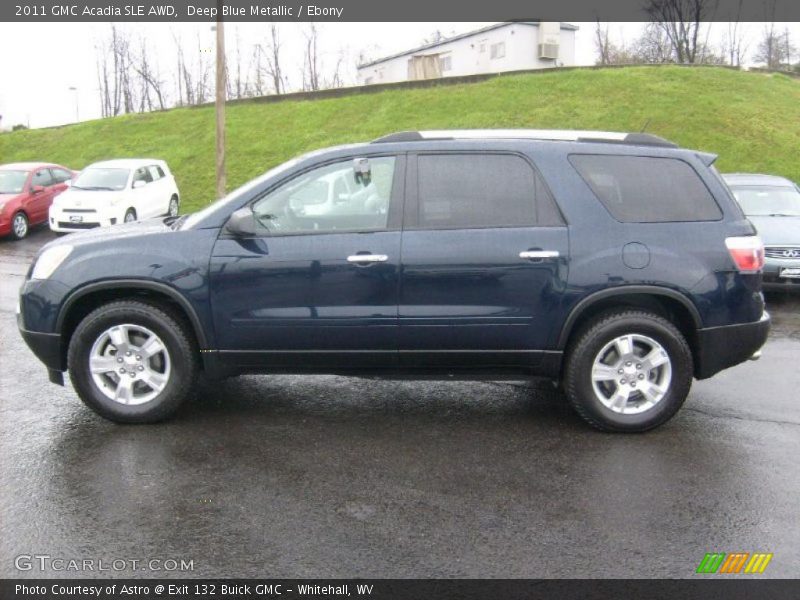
xmin=694 ymin=311 xmax=771 ymax=379
xmin=49 ymin=206 xmax=118 ymax=232
xmin=762 ymin=258 xmax=800 ymax=290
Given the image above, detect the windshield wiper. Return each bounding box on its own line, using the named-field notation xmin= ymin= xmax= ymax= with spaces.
xmin=79 ymin=186 xmax=116 ymax=191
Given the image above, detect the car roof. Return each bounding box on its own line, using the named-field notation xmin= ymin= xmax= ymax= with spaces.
xmin=0 ymin=162 xmax=64 ymax=171
xmin=722 ymin=173 xmax=795 ymax=187
xmin=372 ymin=129 xmax=679 ymax=148
xmin=86 ymin=158 xmax=165 ymax=169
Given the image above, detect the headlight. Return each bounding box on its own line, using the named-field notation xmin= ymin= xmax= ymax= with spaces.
xmin=31 ymin=245 xmax=73 ymax=280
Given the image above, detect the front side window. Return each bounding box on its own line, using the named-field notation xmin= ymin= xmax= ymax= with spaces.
xmin=570 ymin=155 xmax=722 ymax=223
xmin=416 ymin=154 xmax=562 ymax=229
xmin=133 ymin=167 xmax=154 ymax=186
xmin=252 ymin=157 xmax=396 ymax=235
xmin=73 ymin=168 xmax=130 ymax=191
xmin=31 ymin=169 xmax=54 ymax=188
xmin=728 ymin=185 xmax=800 ymax=217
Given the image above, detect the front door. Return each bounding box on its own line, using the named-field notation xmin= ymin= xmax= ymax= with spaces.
xmin=210 ymin=155 xmax=405 ymax=371
xmin=399 ymin=152 xmax=569 ymax=369
xmin=28 ymin=168 xmax=56 ymax=222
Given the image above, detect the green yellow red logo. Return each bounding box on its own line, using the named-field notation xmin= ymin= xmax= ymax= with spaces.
xmin=696 ymin=552 xmax=773 ymax=574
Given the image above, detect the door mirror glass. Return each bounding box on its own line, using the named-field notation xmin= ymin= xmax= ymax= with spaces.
xmin=225 ymin=206 xmax=257 ymax=237
xmin=353 ymin=157 xmax=371 ymax=185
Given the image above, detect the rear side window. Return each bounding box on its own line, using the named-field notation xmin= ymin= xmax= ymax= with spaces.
xmin=570 ymin=155 xmax=722 ymax=222
xmin=416 ymin=154 xmax=563 ymax=229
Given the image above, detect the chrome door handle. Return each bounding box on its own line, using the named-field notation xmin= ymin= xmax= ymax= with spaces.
xmin=519 ymin=250 xmax=560 ymax=259
xmin=347 ymin=254 xmax=388 ymax=263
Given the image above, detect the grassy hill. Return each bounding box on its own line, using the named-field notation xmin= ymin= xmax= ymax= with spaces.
xmin=2 ymin=66 xmax=799 ymax=213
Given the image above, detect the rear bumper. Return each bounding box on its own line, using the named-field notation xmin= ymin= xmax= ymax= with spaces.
xmin=694 ymin=311 xmax=770 ymax=379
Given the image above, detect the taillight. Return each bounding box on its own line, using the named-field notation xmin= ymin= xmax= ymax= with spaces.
xmin=725 ymin=236 xmax=765 ymax=272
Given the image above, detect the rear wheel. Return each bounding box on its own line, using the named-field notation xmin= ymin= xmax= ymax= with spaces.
xmin=11 ymin=211 xmax=29 ymax=240
xmin=563 ymin=310 xmax=693 ymax=432
xmin=67 ymin=300 xmax=197 ymax=423
xmin=124 ymin=208 xmax=137 ymax=223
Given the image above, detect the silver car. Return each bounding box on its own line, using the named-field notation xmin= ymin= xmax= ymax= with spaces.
xmin=723 ymin=173 xmax=800 ymax=290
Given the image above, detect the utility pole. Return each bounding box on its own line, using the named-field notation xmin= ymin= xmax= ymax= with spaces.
xmin=68 ymin=87 xmax=79 ymax=122
xmin=214 ymin=4 xmax=226 ymax=199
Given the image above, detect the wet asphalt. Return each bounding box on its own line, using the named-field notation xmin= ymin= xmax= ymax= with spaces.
xmin=1 ymin=225 xmax=799 ymax=579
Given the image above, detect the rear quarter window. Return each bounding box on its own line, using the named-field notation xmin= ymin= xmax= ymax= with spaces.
xmin=569 ymin=154 xmax=722 ymax=223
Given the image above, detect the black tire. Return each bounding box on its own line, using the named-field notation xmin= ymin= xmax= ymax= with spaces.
xmin=166 ymin=195 xmax=180 ymax=217
xmin=563 ymin=309 xmax=693 ymax=433
xmin=10 ymin=211 xmax=29 ymax=240
xmin=124 ymin=208 xmax=137 ymax=223
xmin=67 ymin=300 xmax=198 ymax=423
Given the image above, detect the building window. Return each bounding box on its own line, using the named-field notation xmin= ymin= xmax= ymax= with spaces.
xmin=479 ymin=41 xmax=486 ymax=53
xmin=440 ymin=55 xmax=452 ymax=72
xmin=364 ymin=77 xmax=373 ymax=85
xmin=490 ymin=41 xmax=506 ymax=60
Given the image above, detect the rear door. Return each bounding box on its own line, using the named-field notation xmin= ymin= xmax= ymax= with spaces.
xmin=28 ymin=168 xmax=56 ymax=223
xmin=399 ymin=151 xmax=569 ymax=369
xmin=209 ymin=154 xmax=405 ymax=370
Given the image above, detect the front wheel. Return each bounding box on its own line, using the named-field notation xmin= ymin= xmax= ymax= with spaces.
xmin=67 ymin=300 xmax=198 ymax=423
xmin=11 ymin=211 xmax=29 ymax=240
xmin=563 ymin=310 xmax=693 ymax=432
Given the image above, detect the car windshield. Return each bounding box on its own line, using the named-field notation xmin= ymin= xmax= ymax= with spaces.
xmin=0 ymin=170 xmax=28 ymax=194
xmin=72 ymin=168 xmax=130 ymax=191
xmin=729 ymin=185 xmax=800 ymax=217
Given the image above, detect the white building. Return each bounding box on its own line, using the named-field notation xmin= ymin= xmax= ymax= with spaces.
xmin=356 ymin=22 xmax=578 ymax=86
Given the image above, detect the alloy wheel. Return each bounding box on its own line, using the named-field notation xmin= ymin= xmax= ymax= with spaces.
xmin=88 ymin=324 xmax=171 ymax=405
xmin=590 ymin=333 xmax=672 ymax=415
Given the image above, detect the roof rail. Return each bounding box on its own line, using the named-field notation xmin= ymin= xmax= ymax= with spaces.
xmin=371 ymin=129 xmax=677 ymax=148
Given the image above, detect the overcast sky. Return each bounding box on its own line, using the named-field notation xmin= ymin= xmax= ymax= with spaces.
xmin=0 ymin=21 xmax=797 ymax=129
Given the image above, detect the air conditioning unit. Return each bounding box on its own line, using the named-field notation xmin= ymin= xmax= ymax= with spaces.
xmin=539 ymin=43 xmax=559 ymax=60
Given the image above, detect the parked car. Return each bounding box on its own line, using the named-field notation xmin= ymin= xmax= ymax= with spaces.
xmin=0 ymin=162 xmax=74 ymax=239
xmin=49 ymin=159 xmax=179 ymax=233
xmin=18 ymin=130 xmax=770 ymax=431
xmin=723 ymin=173 xmax=800 ymax=290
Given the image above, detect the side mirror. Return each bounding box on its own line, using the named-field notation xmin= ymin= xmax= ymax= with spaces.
xmin=132 ymin=180 xmax=146 ymax=189
xmin=225 ymin=206 xmax=257 ymax=237
xmin=353 ymin=157 xmax=371 ymax=185
xmin=30 ymin=185 xmax=45 ymax=194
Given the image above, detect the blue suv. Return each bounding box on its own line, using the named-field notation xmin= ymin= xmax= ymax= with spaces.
xmin=18 ymin=130 xmax=770 ymax=431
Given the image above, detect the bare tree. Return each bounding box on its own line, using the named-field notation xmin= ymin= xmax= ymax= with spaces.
xmin=594 ymin=21 xmax=613 ymax=65
xmin=754 ymin=25 xmax=796 ymax=69
xmin=722 ymin=0 xmax=748 ymax=66
xmin=132 ymin=36 xmax=167 ymax=111
xmin=632 ymin=23 xmax=675 ymax=63
xmin=302 ymin=24 xmax=321 ymax=92
xmin=261 ymin=24 xmax=285 ymax=95
xmin=644 ymin=0 xmax=716 ymax=64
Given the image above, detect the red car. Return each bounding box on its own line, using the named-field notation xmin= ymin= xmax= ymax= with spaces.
xmin=0 ymin=162 xmax=75 ymax=240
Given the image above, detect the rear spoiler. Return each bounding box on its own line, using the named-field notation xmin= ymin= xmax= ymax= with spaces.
xmin=695 ymin=151 xmax=718 ymax=167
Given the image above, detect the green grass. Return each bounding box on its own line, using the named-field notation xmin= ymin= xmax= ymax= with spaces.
xmin=2 ymin=66 xmax=798 ymax=213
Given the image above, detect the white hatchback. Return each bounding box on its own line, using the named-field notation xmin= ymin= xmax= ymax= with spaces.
xmin=49 ymin=159 xmax=180 ymax=233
